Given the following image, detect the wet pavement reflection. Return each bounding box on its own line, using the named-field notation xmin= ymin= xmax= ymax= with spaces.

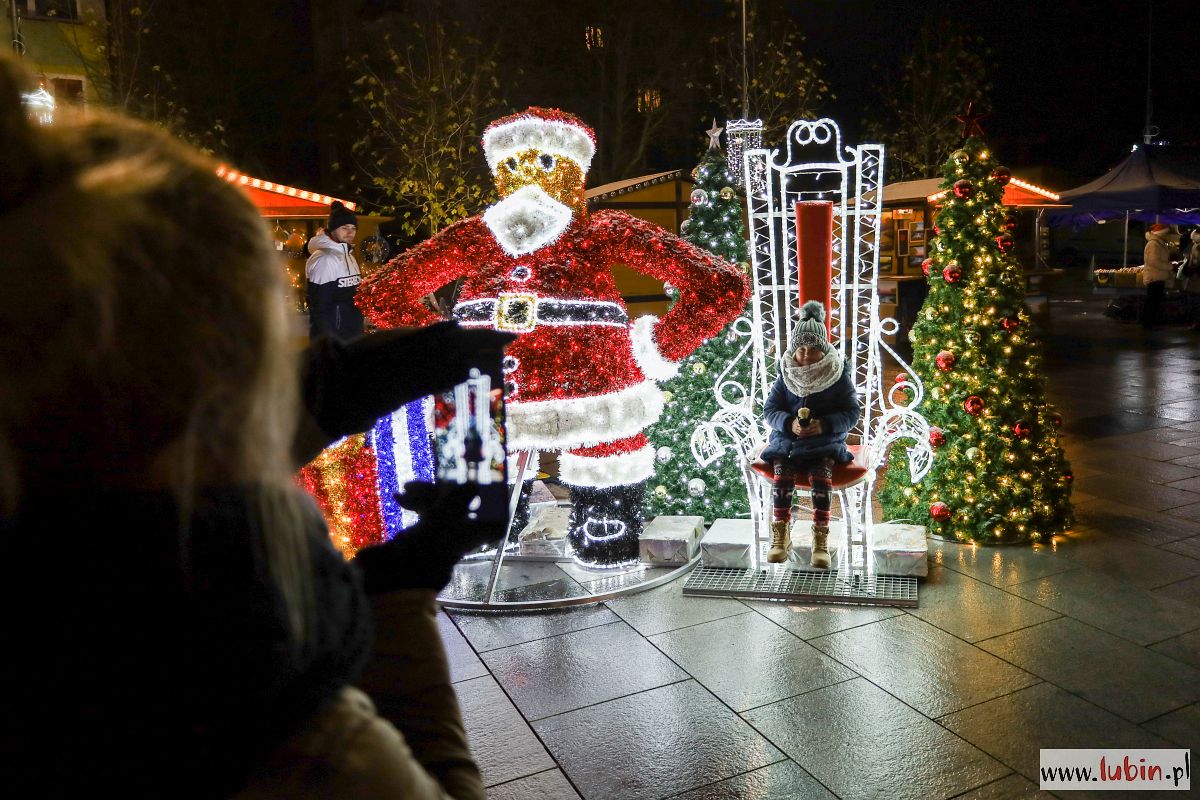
xmin=373 ymin=291 xmax=1200 ymax=799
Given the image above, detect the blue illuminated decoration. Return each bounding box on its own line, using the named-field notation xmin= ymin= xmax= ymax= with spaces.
xmin=373 ymin=396 xmax=435 ymax=539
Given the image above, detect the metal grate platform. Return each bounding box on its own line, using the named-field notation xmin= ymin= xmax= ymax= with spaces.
xmin=682 ymin=565 xmax=918 ymax=607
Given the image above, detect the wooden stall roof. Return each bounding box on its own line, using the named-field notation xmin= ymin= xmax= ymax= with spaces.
xmin=216 ymin=164 xmax=358 ymax=218
xmin=884 ymin=176 xmax=1063 ymax=208
xmin=586 ymin=170 xmax=689 ymax=203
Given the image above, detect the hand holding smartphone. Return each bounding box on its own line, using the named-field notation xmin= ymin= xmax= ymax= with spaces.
xmin=433 ymin=358 xmax=509 ymax=528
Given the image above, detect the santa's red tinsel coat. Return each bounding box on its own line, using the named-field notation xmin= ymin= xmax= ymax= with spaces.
xmin=358 ymin=210 xmax=748 ymax=454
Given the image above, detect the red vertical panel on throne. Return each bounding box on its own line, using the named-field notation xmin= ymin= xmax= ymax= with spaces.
xmin=794 ymin=201 xmax=833 ymax=339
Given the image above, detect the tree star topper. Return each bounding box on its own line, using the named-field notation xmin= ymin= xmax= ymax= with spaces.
xmin=956 ymin=101 xmax=988 ymax=140
xmin=706 ymin=119 xmax=723 ymax=151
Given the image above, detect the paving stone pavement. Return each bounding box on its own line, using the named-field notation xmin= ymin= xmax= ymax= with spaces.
xmin=372 ymin=297 xmax=1200 ymax=799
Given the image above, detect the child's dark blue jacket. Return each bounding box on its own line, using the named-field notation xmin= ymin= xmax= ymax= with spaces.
xmin=761 ymin=367 xmax=859 ymax=464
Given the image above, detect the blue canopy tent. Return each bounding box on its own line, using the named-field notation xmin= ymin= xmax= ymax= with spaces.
xmin=1052 ymin=145 xmax=1200 ymax=266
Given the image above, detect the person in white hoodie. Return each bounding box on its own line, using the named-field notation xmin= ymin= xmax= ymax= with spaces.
xmin=306 ymin=201 xmax=363 ymax=340
xmin=1142 ymin=223 xmax=1180 ymax=329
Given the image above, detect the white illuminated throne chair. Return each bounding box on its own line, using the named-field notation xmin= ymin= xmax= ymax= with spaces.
xmin=688 ymin=119 xmax=932 ymax=602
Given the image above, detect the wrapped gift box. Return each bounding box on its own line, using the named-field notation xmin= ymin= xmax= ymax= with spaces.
xmin=700 ymin=518 xmax=755 ymax=569
xmin=792 ymin=520 xmax=928 ymax=577
xmin=871 ymin=522 xmax=928 ymax=577
xmin=639 ymin=515 xmax=704 ymax=566
xmin=517 ymin=503 xmax=570 ymax=558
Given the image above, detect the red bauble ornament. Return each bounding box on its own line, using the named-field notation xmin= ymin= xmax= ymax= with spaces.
xmin=1004 ymin=216 xmax=1018 ymax=232
xmin=953 ymin=179 xmax=973 ymax=199
xmin=996 ymin=234 xmax=1015 ymax=254
xmin=895 ymin=372 xmax=910 ymax=384
xmin=930 ymin=502 xmax=952 ymax=522
xmin=1064 ymin=472 xmax=1074 ymax=482
xmin=935 ymin=350 xmax=956 ymax=371
xmin=921 ymin=257 xmax=933 ymax=277
xmin=1013 ymin=421 xmax=1031 ymax=439
xmin=942 ymin=264 xmax=963 ymax=283
xmin=933 ymin=225 xmax=940 ymax=236
xmin=1050 ymin=413 xmax=1062 ymax=428
xmin=929 ymin=426 xmax=946 ymax=447
xmin=964 ymin=395 xmax=984 ymax=415
xmin=1001 ymin=315 xmax=1020 ymax=331
xmin=991 ymin=166 xmax=1012 ymax=186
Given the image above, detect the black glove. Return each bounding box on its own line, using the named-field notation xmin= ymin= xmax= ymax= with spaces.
xmin=304 ymin=321 xmax=516 ymax=441
xmin=352 ymin=481 xmax=508 ymax=593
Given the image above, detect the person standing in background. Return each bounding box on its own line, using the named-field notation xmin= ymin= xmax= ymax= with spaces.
xmin=306 ymin=201 xmax=363 ymax=340
xmin=1141 ymin=223 xmax=1179 ymax=329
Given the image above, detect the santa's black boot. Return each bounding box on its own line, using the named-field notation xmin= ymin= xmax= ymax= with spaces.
xmin=567 ymin=482 xmax=645 ymax=567
xmin=508 ymin=478 xmax=536 ymax=543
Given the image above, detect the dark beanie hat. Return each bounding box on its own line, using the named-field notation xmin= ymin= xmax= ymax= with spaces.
xmin=328 ymin=200 xmax=357 ymax=231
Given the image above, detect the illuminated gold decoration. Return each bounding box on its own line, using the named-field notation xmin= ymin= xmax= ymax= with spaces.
xmin=637 ymin=89 xmax=662 ymax=113
xmin=297 ymin=434 xmax=385 ymax=558
xmin=494 ymin=148 xmax=587 ymax=214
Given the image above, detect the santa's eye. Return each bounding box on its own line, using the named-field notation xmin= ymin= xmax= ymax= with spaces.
xmin=537 ymin=153 xmax=555 ymax=170
xmin=505 ymin=157 xmax=518 ymax=170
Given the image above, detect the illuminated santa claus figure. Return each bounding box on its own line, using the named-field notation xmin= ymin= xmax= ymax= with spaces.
xmin=358 ymin=107 xmax=748 ymax=566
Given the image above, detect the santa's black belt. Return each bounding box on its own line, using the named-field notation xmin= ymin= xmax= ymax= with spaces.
xmin=453 ymin=294 xmax=628 ymax=333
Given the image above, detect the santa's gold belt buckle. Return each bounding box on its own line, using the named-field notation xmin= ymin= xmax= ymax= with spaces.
xmin=495 ymin=292 xmax=538 ymax=333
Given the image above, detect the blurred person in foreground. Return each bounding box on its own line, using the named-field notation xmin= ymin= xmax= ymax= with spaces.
xmin=0 ymin=53 xmax=512 ymax=799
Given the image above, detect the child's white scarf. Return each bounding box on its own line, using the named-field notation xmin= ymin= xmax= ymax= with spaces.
xmin=779 ymin=349 xmax=844 ymax=397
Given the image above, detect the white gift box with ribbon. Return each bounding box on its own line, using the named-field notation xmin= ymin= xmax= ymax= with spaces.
xmin=639 ymin=516 xmax=704 ymax=566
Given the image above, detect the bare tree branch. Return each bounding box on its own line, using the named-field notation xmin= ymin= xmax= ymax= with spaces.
xmin=347 ymin=15 xmax=507 ymax=236
xmin=863 ymin=18 xmax=993 ymax=182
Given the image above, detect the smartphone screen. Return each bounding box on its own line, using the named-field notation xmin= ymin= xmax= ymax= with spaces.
xmin=432 ymin=364 xmax=509 ymax=525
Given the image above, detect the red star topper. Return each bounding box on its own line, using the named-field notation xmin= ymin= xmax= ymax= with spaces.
xmin=956 ymin=101 xmax=988 ymax=139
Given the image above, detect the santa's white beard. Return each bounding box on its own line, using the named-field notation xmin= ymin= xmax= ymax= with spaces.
xmin=482 ymin=184 xmax=574 ymax=256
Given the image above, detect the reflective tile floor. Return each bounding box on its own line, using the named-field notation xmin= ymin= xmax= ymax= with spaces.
xmin=372 ymin=293 xmax=1200 ymax=799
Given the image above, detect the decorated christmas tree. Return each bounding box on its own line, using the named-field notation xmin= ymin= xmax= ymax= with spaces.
xmin=879 ymin=134 xmax=1073 ymax=543
xmin=644 ymin=124 xmax=753 ymax=523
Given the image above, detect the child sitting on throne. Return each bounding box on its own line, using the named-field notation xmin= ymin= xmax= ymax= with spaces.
xmin=760 ymin=301 xmax=860 ymax=568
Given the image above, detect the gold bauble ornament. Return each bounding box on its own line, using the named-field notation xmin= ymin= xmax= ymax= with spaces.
xmin=653 ymin=485 xmax=668 ymax=498
xmin=691 ymin=362 xmax=708 ymax=375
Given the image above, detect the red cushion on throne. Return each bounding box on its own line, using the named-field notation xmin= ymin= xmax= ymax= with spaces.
xmin=750 ymin=444 xmax=869 ymax=489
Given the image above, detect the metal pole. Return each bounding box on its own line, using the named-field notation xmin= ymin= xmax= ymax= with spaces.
xmin=10 ymin=0 xmax=23 ymax=56
xmin=1036 ymin=208 xmax=1045 ymax=269
xmin=1143 ymin=1 xmax=1154 ymax=144
xmin=1123 ymin=211 xmax=1130 ymax=267
xmin=483 ymin=449 xmax=534 ymax=604
xmin=741 ymin=0 xmax=748 ymax=118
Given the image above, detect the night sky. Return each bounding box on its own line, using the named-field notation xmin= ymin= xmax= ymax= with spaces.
xmin=236 ymin=0 xmax=1198 ymax=194
xmin=802 ymin=0 xmax=1198 ymax=180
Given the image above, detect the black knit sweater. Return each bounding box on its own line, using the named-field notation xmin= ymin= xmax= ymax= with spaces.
xmin=17 ymin=485 xmax=372 ymax=798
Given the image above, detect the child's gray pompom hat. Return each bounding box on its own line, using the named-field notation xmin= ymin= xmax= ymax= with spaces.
xmin=786 ymin=300 xmax=834 ymax=359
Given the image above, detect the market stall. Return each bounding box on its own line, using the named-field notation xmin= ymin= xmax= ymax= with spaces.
xmin=216 ymin=165 xmax=391 ymax=314
xmin=878 ymin=173 xmax=1064 ymax=347
xmin=1054 ymin=143 xmax=1200 ymax=282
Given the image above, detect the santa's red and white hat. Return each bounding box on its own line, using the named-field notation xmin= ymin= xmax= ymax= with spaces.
xmin=483 ymin=107 xmax=597 ymax=175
